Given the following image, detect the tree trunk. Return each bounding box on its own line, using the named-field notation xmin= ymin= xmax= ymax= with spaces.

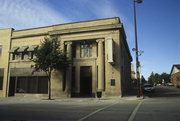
xmin=48 ymin=69 xmax=52 ymax=100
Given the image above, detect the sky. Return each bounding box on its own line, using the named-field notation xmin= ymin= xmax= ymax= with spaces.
xmin=0 ymin=0 xmax=179 ymax=79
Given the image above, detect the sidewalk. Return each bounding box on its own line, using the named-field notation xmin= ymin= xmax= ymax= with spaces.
xmin=122 ymin=88 xmax=144 ymax=100
xmin=0 ymin=88 xmax=145 ymax=104
xmin=0 ymin=95 xmax=144 ymax=105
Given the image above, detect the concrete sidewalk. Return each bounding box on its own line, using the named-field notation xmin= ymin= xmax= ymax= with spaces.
xmin=122 ymin=96 xmax=144 ymax=100
xmin=0 ymin=96 xmax=143 ymax=105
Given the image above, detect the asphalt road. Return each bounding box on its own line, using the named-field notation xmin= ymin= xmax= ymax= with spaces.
xmin=0 ymin=86 xmax=180 ymax=121
xmin=135 ymin=86 xmax=180 ymax=121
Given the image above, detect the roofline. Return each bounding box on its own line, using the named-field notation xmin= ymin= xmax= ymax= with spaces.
xmin=13 ymin=17 xmax=121 ymax=32
xmin=12 ymin=23 xmax=122 ymax=39
xmin=0 ymin=28 xmax=14 ymax=31
xmin=170 ymin=64 xmax=180 ymax=75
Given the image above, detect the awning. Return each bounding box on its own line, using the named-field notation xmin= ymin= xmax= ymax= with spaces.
xmin=27 ymin=45 xmax=39 ymax=51
xmin=10 ymin=68 xmax=46 ymax=76
xmin=9 ymin=47 xmax=19 ymax=53
xmin=17 ymin=46 xmax=29 ymax=52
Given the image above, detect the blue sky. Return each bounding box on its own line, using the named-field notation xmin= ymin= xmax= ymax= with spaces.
xmin=0 ymin=0 xmax=179 ymax=79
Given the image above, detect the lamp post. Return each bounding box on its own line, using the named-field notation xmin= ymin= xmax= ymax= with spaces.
xmin=133 ymin=0 xmax=142 ymax=97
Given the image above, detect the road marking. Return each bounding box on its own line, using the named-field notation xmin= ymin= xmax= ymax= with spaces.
xmin=128 ymin=101 xmax=143 ymax=121
xmin=78 ymin=101 xmax=118 ymax=121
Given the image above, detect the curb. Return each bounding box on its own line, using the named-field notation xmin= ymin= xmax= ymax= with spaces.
xmin=121 ymin=96 xmax=144 ymax=101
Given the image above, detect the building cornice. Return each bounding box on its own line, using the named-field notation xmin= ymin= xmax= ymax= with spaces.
xmin=11 ymin=24 xmax=122 ymax=39
xmin=49 ymin=24 xmax=122 ymax=35
xmin=11 ymin=33 xmax=48 ymax=39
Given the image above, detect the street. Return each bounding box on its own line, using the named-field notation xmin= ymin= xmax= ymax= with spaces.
xmin=0 ymin=86 xmax=180 ymax=121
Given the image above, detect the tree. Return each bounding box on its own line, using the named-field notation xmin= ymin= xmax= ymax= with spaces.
xmin=148 ymin=72 xmax=170 ymax=85
xmin=161 ymin=72 xmax=170 ymax=83
xmin=32 ymin=36 xmax=69 ymax=99
xmin=154 ymin=73 xmax=161 ymax=84
xmin=148 ymin=72 xmax=155 ymax=84
xmin=141 ymin=75 xmax=147 ymax=85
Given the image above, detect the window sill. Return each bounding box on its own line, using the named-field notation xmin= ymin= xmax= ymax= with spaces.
xmin=10 ymin=60 xmax=32 ymax=63
xmin=73 ymin=57 xmax=97 ymax=61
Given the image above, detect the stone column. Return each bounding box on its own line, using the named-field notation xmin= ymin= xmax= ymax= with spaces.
xmin=65 ymin=42 xmax=72 ymax=97
xmin=66 ymin=42 xmax=72 ymax=59
xmin=96 ymin=39 xmax=105 ymax=91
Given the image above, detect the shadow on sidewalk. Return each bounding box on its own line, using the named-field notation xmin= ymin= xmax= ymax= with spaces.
xmin=122 ymin=88 xmax=138 ymax=97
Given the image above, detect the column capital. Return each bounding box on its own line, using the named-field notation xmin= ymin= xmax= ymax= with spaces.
xmin=65 ymin=41 xmax=72 ymax=45
xmin=105 ymin=37 xmax=113 ymax=41
xmin=96 ymin=39 xmax=104 ymax=43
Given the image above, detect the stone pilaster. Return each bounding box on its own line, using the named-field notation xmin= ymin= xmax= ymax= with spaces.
xmin=65 ymin=41 xmax=72 ymax=97
xmin=96 ymin=39 xmax=105 ymax=91
xmin=66 ymin=42 xmax=72 ymax=59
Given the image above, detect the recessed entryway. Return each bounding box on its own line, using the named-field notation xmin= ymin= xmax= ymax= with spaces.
xmin=80 ymin=66 xmax=92 ymax=97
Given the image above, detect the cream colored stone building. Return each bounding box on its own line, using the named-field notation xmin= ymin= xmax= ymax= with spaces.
xmin=0 ymin=17 xmax=132 ymax=98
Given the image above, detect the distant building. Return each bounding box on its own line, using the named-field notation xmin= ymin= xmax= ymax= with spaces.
xmin=0 ymin=17 xmax=132 ymax=98
xmin=170 ymin=64 xmax=180 ymax=88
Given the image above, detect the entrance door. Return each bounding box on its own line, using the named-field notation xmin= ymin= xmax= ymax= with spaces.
xmin=80 ymin=66 xmax=92 ymax=97
xmin=8 ymin=77 xmax=16 ymax=96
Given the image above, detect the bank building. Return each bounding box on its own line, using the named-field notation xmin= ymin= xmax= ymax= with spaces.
xmin=0 ymin=17 xmax=133 ymax=98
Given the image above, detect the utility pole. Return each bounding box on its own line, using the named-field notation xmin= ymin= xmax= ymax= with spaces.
xmin=133 ymin=0 xmax=142 ymax=97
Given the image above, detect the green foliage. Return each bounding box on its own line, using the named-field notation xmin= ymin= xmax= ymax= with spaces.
xmin=148 ymin=72 xmax=154 ymax=84
xmin=32 ymin=36 xmax=69 ymax=73
xmin=148 ymin=72 xmax=170 ymax=85
xmin=141 ymin=75 xmax=147 ymax=84
xmin=32 ymin=36 xmax=69 ymax=99
xmin=161 ymin=72 xmax=170 ymax=83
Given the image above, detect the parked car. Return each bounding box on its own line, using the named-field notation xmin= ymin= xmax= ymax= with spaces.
xmin=157 ymin=83 xmax=161 ymax=86
xmin=143 ymin=84 xmax=155 ymax=92
xmin=166 ymin=82 xmax=173 ymax=86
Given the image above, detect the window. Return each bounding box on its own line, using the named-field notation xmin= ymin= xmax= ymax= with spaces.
xmin=28 ymin=52 xmax=36 ymax=60
xmin=27 ymin=45 xmax=38 ymax=59
xmin=80 ymin=43 xmax=92 ymax=58
xmin=12 ymin=53 xmax=19 ymax=60
xmin=111 ymin=79 xmax=115 ymax=86
xmin=22 ymin=52 xmax=29 ymax=60
xmin=72 ymin=44 xmax=76 ymax=58
xmin=12 ymin=52 xmax=35 ymax=61
xmin=0 ymin=77 xmax=3 ymax=90
xmin=0 ymin=45 xmax=2 ymax=56
xmin=16 ymin=76 xmax=48 ymax=94
xmin=38 ymin=77 xmax=48 ymax=93
xmin=32 ymin=52 xmax=37 ymax=59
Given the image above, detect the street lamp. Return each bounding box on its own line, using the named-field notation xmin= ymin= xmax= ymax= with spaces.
xmin=132 ymin=48 xmax=144 ymax=56
xmin=133 ymin=0 xmax=142 ymax=97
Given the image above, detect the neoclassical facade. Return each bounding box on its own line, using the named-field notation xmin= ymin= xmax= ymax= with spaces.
xmin=0 ymin=17 xmax=132 ymax=98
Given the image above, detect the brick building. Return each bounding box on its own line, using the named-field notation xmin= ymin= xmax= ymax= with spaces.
xmin=170 ymin=64 xmax=180 ymax=88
